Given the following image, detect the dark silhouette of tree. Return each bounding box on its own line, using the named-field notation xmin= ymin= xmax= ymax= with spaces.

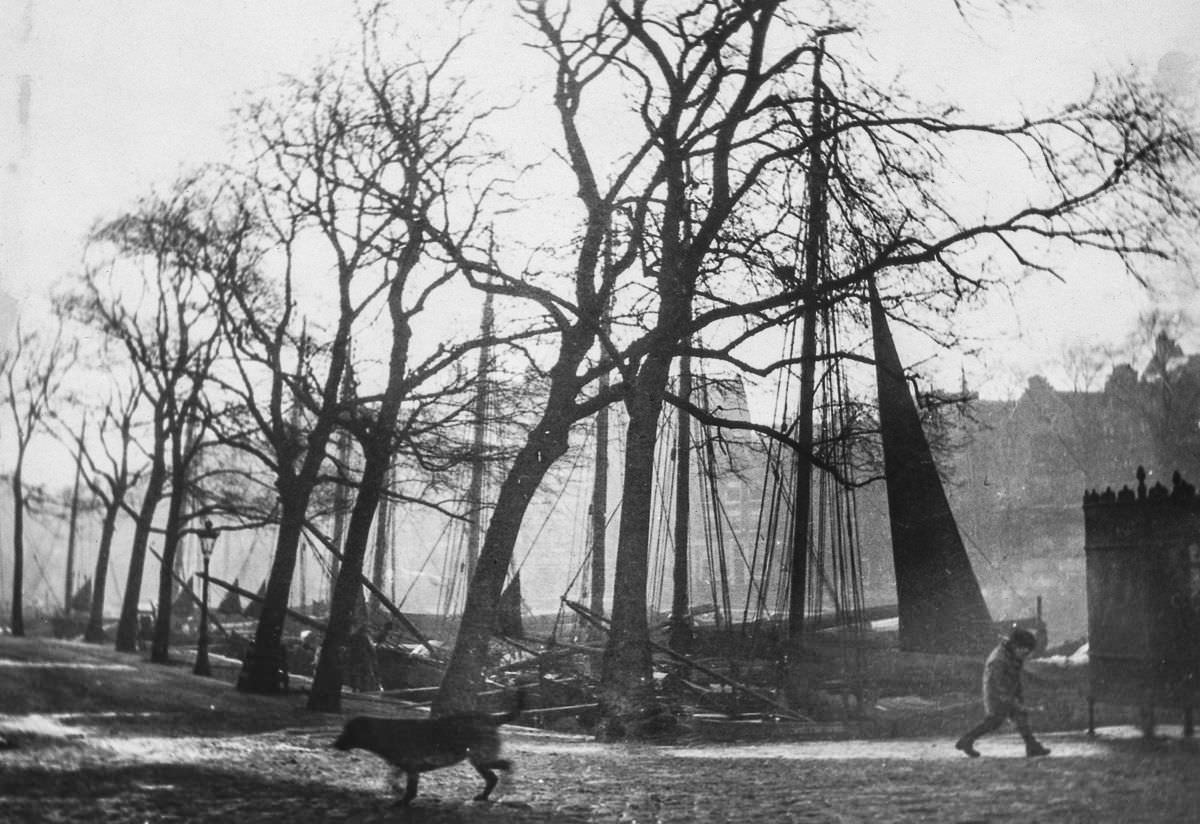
xmin=61 ymin=180 xmax=228 ymax=656
xmin=433 ymin=0 xmax=1198 ymax=735
xmin=56 ymin=370 xmax=148 ymax=644
xmin=213 ymin=61 xmax=376 ymax=694
xmin=214 ymin=9 xmax=516 ymax=697
xmin=306 ymin=49 xmax=520 ymax=710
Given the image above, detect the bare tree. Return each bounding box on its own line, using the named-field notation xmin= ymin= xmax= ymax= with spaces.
xmin=2 ymin=321 xmax=77 ymax=636
xmin=41 ymin=330 xmax=152 ymax=645
xmin=61 ymin=179 xmax=227 ymax=655
xmin=431 ymin=0 xmax=1198 ymax=735
xmin=71 ymin=375 xmax=147 ymax=644
xmin=425 ymin=1 xmax=647 ymax=713
xmin=224 ymin=98 xmax=381 ymax=688
xmin=212 ymin=10 xmax=516 ymax=695
xmin=306 ymin=39 xmax=524 ymax=710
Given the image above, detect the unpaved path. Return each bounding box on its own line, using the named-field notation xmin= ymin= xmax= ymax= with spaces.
xmin=2 ymin=636 xmax=1198 ymax=822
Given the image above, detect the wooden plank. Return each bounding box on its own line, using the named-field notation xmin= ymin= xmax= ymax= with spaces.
xmin=521 ymin=703 xmax=599 ymax=720
xmin=200 ymin=573 xmax=326 ymax=632
xmin=149 ymin=547 xmax=231 ymax=639
xmin=562 ymin=599 xmax=811 ymax=722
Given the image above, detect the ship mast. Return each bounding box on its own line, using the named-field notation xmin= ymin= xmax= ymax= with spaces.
xmin=465 ymin=289 xmax=494 ymax=581
xmin=330 ymin=345 xmax=355 ymax=590
xmin=369 ymin=463 xmax=391 ymax=621
xmin=588 ymin=299 xmax=612 ymax=620
xmin=669 ymin=347 xmax=693 ymax=652
xmin=787 ymin=38 xmax=829 ymax=642
xmin=64 ymin=435 xmax=84 ymax=615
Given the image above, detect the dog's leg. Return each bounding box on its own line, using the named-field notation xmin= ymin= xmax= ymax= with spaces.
xmin=472 ymin=765 xmax=499 ymax=801
xmin=387 ymin=767 xmax=406 ymax=803
xmin=396 ymin=770 xmax=419 ymax=806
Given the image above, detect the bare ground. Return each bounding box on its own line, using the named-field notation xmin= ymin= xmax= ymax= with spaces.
xmin=2 ymin=636 xmax=1198 ymax=823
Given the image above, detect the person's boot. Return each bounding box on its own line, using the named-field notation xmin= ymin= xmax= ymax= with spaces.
xmin=1025 ymin=739 xmax=1051 ymax=757
xmin=955 ymin=736 xmax=981 ymax=757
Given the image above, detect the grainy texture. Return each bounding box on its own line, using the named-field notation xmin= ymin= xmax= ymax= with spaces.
xmin=3 ymin=713 xmax=1199 ymax=822
xmin=2 ymin=637 xmax=1198 ymax=822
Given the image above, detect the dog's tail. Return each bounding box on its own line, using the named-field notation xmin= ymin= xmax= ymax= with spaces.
xmin=494 ymin=688 xmax=526 ymax=726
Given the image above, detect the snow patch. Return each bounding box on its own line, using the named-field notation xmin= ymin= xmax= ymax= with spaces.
xmin=0 ymin=660 xmax=135 ymax=670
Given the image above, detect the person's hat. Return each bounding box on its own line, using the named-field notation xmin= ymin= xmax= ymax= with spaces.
xmin=1008 ymin=626 xmax=1037 ymax=650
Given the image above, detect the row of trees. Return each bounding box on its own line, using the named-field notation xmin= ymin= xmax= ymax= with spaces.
xmin=3 ymin=0 xmax=1197 ymax=735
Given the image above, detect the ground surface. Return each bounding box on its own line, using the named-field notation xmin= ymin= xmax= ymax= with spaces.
xmin=2 ymin=636 xmax=1198 ymax=822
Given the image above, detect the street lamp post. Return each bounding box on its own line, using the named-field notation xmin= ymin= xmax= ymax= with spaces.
xmin=193 ymin=519 xmax=220 ymax=677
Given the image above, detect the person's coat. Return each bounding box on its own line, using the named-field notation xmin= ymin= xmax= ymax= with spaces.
xmin=982 ymin=640 xmax=1026 ymax=716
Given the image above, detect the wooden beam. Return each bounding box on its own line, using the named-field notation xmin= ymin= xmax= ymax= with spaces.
xmin=562 ymin=599 xmax=811 ymax=722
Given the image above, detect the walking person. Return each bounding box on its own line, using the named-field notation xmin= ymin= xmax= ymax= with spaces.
xmin=955 ymin=625 xmax=1051 ymax=758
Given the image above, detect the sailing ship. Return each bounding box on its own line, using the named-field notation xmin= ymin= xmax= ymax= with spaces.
xmin=620 ymin=37 xmax=1021 ymax=736
xmin=629 ymin=277 xmax=1004 ymax=734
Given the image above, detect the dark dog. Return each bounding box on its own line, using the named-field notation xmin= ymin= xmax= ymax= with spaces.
xmin=333 ymin=691 xmax=524 ymax=805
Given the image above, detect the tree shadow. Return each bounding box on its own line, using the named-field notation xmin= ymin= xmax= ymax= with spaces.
xmin=0 ymin=760 xmax=570 ymax=823
xmin=1087 ymin=732 xmax=1200 ymax=757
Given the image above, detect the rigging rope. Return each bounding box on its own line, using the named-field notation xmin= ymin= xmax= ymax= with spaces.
xmin=514 ymin=427 xmax=591 ymax=575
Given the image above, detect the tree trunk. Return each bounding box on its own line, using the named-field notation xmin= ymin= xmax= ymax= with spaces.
xmin=310 ymin=293 xmax=415 ymax=710
xmin=669 ymin=350 xmax=692 ymax=653
xmin=85 ymin=501 xmax=121 ymax=643
xmin=239 ymin=315 xmax=352 ymax=694
xmin=115 ymin=453 xmax=166 ymax=652
xmin=432 ymin=415 xmax=571 ymax=715
xmin=238 ymin=492 xmax=308 ymax=693
xmin=600 ymin=358 xmax=672 ymax=737
xmin=308 ymin=449 xmax=390 ymax=711
xmin=9 ymin=469 xmax=25 ymax=637
xmin=150 ymin=471 xmax=187 ymax=663
xmin=239 ymin=379 xmax=352 ymax=693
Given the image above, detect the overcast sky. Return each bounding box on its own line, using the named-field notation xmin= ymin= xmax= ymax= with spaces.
xmin=2 ymin=0 xmax=1198 ymax=404
xmin=870 ymin=1 xmax=1200 ymax=395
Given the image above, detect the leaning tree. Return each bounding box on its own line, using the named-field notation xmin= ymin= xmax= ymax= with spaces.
xmin=61 ymin=180 xmax=230 ymax=656
xmin=52 ymin=364 xmax=148 ymax=644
